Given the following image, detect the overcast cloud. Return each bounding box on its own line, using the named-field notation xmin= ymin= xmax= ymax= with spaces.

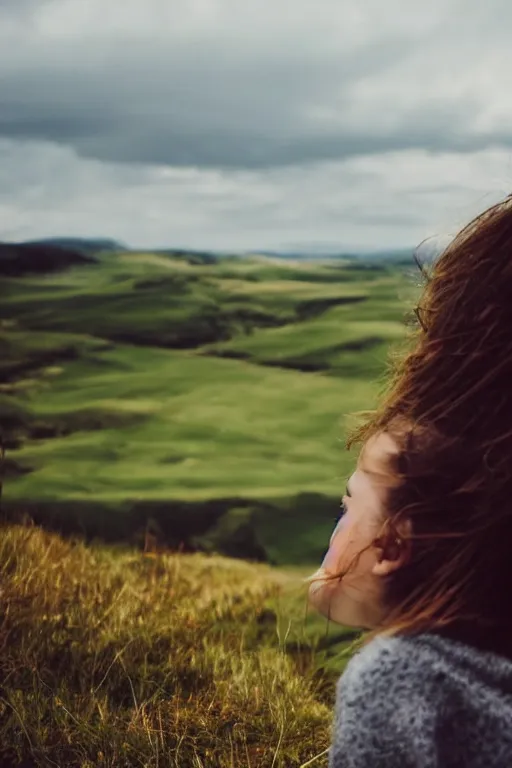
xmin=1 ymin=0 xmax=511 ymax=249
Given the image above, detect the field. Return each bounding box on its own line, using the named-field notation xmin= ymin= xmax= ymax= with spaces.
xmin=1 ymin=248 xmax=417 ymax=567
xmin=0 ymin=523 xmax=356 ymax=768
xmin=0 ymin=244 xmax=419 ymax=766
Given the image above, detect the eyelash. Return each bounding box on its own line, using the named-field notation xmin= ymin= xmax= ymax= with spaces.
xmin=337 ymin=500 xmax=348 ymax=520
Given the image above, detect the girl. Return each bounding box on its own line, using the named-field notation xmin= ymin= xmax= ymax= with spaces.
xmin=308 ymin=197 xmax=512 ymax=767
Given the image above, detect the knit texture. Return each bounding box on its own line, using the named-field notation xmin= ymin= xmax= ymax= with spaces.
xmin=329 ymin=633 xmax=512 ymax=767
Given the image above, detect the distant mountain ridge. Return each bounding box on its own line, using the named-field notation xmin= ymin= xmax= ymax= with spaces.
xmin=0 ymin=241 xmax=98 ymax=276
xmin=254 ymin=247 xmax=416 ymax=264
xmin=26 ymin=237 xmax=127 ymax=255
xmin=1 ymin=235 xmax=445 ymax=278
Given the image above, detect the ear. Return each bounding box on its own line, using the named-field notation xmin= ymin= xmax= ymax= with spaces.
xmin=371 ymin=518 xmax=412 ymax=578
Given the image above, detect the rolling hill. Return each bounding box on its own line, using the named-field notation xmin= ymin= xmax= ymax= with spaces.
xmin=0 ymin=243 xmax=419 ymax=566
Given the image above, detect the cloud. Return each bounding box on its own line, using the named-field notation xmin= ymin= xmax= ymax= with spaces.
xmin=1 ymin=0 xmax=512 ymax=247
xmin=0 ymin=138 xmax=509 ymax=250
xmin=2 ymin=0 xmax=512 ymax=169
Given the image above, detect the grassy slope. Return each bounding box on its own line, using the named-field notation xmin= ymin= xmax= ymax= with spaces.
xmin=204 ymin=285 xmax=407 ymax=378
xmin=0 ymin=252 xmax=418 ymax=766
xmin=8 ymin=345 xmax=376 ymax=501
xmin=1 ymin=251 xmax=416 ymax=566
xmin=1 ymin=254 xmax=368 ymax=347
xmin=0 ymin=523 xmax=358 ymax=767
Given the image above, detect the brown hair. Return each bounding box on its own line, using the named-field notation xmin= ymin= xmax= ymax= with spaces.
xmin=315 ymin=196 xmax=512 ymax=658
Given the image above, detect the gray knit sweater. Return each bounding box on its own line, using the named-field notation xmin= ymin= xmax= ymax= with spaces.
xmin=329 ymin=633 xmax=512 ymax=767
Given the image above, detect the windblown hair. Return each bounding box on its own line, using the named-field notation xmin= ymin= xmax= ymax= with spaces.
xmin=320 ymin=196 xmax=512 ymax=657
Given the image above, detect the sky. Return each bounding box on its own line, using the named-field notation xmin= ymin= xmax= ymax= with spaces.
xmin=1 ymin=0 xmax=512 ymax=251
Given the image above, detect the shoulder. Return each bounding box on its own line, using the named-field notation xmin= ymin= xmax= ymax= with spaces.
xmin=336 ymin=633 xmax=447 ymax=721
xmin=339 ymin=632 xmax=445 ymax=695
xmin=331 ymin=635 xmax=445 ymax=767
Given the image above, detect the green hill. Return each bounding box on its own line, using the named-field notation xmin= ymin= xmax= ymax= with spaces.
xmin=0 ymin=247 xmax=418 ymax=565
xmin=26 ymin=237 xmax=127 ymax=254
xmin=0 ymin=242 xmax=97 ymax=276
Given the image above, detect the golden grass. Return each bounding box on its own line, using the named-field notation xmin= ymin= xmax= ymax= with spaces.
xmin=213 ymin=278 xmax=366 ymax=298
xmin=118 ymin=253 xmax=196 ymax=272
xmin=0 ymin=523 xmax=342 ymax=767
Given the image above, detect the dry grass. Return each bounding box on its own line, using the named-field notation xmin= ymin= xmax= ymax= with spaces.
xmin=0 ymin=522 xmax=341 ymax=767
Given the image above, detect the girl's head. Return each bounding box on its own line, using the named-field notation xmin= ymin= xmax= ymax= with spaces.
xmin=308 ymin=196 xmax=512 ymax=652
xmin=308 ymin=427 xmax=406 ymax=629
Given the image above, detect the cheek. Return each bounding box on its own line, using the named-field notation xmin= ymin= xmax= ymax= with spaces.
xmin=322 ymin=516 xmax=351 ymax=572
xmin=329 ymin=516 xmax=345 ymax=546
